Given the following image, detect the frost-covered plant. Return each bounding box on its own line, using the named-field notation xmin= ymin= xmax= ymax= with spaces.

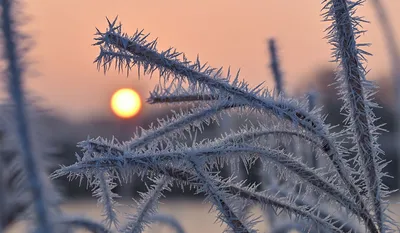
xmin=0 ymin=0 xmax=61 ymax=232
xmin=1 ymin=0 xmax=396 ymax=232
xmin=51 ymin=0 xmax=400 ymax=232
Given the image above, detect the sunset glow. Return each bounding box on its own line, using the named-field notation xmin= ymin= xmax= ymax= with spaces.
xmin=111 ymin=88 xmax=142 ymax=118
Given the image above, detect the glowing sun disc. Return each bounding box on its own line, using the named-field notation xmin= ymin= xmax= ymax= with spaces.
xmin=111 ymin=88 xmax=142 ymax=118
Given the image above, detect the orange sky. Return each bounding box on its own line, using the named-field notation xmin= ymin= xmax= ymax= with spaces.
xmin=14 ymin=1 xmax=400 ymax=121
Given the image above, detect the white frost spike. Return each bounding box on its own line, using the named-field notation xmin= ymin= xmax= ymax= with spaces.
xmin=91 ymin=172 xmax=121 ymax=229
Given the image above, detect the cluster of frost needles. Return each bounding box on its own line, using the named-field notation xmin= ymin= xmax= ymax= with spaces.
xmin=1 ymin=0 xmax=400 ymax=233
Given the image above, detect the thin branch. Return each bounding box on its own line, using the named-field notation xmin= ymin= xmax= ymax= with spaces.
xmin=0 ymin=1 xmax=53 ymax=232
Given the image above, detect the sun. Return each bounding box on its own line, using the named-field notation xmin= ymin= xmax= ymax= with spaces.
xmin=111 ymin=88 xmax=142 ymax=119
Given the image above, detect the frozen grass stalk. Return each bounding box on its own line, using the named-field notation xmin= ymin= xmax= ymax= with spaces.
xmin=307 ymin=91 xmax=318 ymax=169
xmin=0 ymin=0 xmax=53 ymax=232
xmin=92 ymin=172 xmax=120 ymax=229
xmin=323 ymin=0 xmax=385 ymax=230
xmin=265 ymin=37 xmax=283 ymax=228
xmin=268 ymin=38 xmax=283 ymax=96
xmin=121 ymin=176 xmax=170 ymax=233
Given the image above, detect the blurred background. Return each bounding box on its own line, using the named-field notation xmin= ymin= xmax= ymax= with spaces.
xmin=5 ymin=1 xmax=400 ymax=232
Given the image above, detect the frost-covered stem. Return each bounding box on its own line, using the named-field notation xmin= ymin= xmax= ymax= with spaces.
xmin=148 ymin=94 xmax=218 ymax=104
xmin=0 ymin=1 xmax=52 ymax=232
xmin=127 ymin=102 xmax=239 ymax=150
xmin=122 ymin=176 xmax=169 ymax=233
xmin=307 ymin=91 xmax=318 ymax=169
xmin=220 ymin=130 xmax=321 ymax=156
xmin=268 ymin=38 xmax=283 ymax=96
xmin=265 ymin=38 xmax=284 ymax=227
xmin=94 ymin=172 xmax=119 ymax=229
xmin=370 ymin=0 xmax=400 ymax=191
xmin=329 ymin=0 xmax=382 ymax=229
xmin=81 ymin=102 xmax=239 ymax=155
xmin=307 ymin=91 xmax=319 ymax=202
xmin=189 ymin=159 xmax=252 ymax=233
